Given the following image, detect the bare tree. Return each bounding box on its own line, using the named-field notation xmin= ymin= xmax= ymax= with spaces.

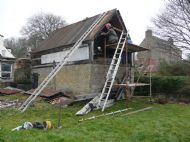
xmin=153 ymin=0 xmax=190 ymax=50
xmin=4 ymin=38 xmax=29 ymax=57
xmin=21 ymin=12 xmax=67 ymax=48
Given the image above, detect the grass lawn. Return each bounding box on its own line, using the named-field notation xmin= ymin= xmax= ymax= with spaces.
xmin=0 ymin=94 xmax=190 ymax=142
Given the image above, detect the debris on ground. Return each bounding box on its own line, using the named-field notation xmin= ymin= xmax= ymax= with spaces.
xmin=50 ymin=97 xmax=73 ymax=106
xmin=12 ymin=120 xmax=53 ymax=131
xmin=0 ymin=86 xmax=24 ymax=95
xmin=154 ymin=95 xmax=168 ymax=104
xmin=0 ymin=99 xmax=22 ymax=109
xmin=25 ymin=88 xmax=65 ymax=99
xmin=25 ymin=88 xmax=73 ymax=106
xmin=12 ymin=122 xmax=33 ymax=131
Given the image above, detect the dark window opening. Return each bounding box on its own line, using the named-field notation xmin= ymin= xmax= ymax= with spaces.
xmin=2 ymin=63 xmax=11 ymax=71
xmin=1 ymin=63 xmax=12 ymax=80
xmin=2 ymin=73 xmax=11 ymax=79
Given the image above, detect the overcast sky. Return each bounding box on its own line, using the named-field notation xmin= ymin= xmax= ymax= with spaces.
xmin=0 ymin=0 xmax=164 ymax=44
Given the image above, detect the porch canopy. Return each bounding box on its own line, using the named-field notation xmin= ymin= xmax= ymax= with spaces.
xmin=106 ymin=43 xmax=149 ymax=53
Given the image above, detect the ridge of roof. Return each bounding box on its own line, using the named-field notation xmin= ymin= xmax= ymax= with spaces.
xmin=32 ymin=9 xmax=117 ymax=53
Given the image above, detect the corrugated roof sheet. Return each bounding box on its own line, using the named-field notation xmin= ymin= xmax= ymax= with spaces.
xmin=32 ymin=9 xmax=117 ymax=53
xmin=25 ymin=88 xmax=63 ymax=98
xmin=0 ymin=88 xmax=21 ymax=95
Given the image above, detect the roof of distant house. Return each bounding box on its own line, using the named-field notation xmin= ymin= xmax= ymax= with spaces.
xmin=143 ymin=30 xmax=181 ymax=52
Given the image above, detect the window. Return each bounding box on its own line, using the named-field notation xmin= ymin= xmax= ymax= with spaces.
xmin=1 ymin=63 xmax=12 ymax=80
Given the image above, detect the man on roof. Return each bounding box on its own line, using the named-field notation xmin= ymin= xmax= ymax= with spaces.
xmin=100 ymin=23 xmax=119 ymax=44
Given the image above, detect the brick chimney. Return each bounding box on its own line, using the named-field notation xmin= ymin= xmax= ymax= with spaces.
xmin=145 ymin=30 xmax=152 ymax=38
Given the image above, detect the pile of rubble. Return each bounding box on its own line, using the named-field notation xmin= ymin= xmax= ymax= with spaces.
xmin=0 ymin=86 xmax=74 ymax=109
xmin=0 ymin=99 xmax=22 ymax=109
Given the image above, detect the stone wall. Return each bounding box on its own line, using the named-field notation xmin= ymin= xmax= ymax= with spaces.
xmin=32 ymin=64 xmax=91 ymax=96
xmin=137 ymin=30 xmax=182 ymax=72
xmin=90 ymin=64 xmax=127 ymax=94
xmin=32 ymin=64 xmax=129 ymax=97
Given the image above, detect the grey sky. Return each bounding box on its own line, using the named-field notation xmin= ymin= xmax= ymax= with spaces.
xmin=0 ymin=0 xmax=164 ymax=44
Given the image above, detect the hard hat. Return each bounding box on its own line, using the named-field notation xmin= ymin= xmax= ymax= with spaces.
xmin=43 ymin=120 xmax=52 ymax=129
xmin=105 ymin=23 xmax=111 ymax=29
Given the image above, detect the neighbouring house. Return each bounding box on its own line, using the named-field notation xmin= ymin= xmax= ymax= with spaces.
xmin=31 ymin=9 xmax=147 ymax=99
xmin=137 ymin=30 xmax=182 ymax=71
xmin=0 ymin=34 xmax=15 ymax=83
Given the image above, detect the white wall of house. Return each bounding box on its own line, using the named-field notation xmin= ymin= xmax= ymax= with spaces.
xmin=41 ymin=45 xmax=89 ymax=64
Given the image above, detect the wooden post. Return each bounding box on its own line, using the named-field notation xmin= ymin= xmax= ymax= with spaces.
xmin=149 ymin=50 xmax=152 ymax=102
xmin=89 ymin=41 xmax=94 ymax=63
xmin=125 ymin=42 xmax=129 ymax=107
xmin=104 ymin=38 xmax=107 ymax=81
xmin=53 ymin=61 xmax=56 ymax=90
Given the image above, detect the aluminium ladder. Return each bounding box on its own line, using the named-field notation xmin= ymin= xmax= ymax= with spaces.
xmin=18 ymin=12 xmax=107 ymax=112
xmin=98 ymin=31 xmax=127 ymax=111
xmin=76 ymin=31 xmax=127 ymax=115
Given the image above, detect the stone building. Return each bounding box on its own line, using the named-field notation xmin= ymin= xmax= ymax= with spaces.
xmin=31 ymin=9 xmax=147 ymax=99
xmin=137 ymin=30 xmax=182 ymax=71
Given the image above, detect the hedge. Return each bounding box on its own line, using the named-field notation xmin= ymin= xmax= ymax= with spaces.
xmin=134 ymin=76 xmax=190 ymax=97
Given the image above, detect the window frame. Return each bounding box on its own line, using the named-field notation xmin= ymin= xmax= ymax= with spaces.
xmin=0 ymin=62 xmax=13 ymax=80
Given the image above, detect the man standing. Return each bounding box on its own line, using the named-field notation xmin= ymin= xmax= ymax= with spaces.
xmin=100 ymin=23 xmax=119 ymax=44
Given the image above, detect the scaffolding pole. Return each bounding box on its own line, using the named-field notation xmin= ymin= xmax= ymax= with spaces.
xmin=79 ymin=108 xmax=132 ymax=122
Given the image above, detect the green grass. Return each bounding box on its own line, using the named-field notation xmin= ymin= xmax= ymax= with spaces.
xmin=0 ymin=95 xmax=190 ymax=142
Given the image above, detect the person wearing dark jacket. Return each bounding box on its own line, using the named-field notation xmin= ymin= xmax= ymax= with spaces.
xmin=100 ymin=23 xmax=119 ymax=44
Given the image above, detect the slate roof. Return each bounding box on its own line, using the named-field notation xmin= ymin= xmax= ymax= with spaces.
xmin=32 ymin=9 xmax=121 ymax=53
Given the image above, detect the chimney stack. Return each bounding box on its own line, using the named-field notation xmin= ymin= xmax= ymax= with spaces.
xmin=145 ymin=30 xmax=152 ymax=38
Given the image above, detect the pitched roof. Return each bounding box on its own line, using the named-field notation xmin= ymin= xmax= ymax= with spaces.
xmin=150 ymin=36 xmax=181 ymax=52
xmin=33 ymin=9 xmax=122 ymax=53
xmin=0 ymin=36 xmax=15 ymax=58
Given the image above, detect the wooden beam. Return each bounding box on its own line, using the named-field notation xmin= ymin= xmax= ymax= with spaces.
xmin=113 ymin=27 xmax=122 ymax=33
xmin=121 ymin=107 xmax=153 ymax=116
xmin=113 ymin=83 xmax=150 ymax=87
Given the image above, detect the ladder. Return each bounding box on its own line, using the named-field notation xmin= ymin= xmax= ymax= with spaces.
xmin=76 ymin=31 xmax=127 ymax=115
xmin=18 ymin=12 xmax=107 ymax=112
xmin=98 ymin=31 xmax=127 ymax=111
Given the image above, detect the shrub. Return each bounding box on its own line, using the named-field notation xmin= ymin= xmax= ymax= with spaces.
xmin=158 ymin=61 xmax=190 ymax=76
xmin=134 ymin=76 xmax=190 ymax=97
